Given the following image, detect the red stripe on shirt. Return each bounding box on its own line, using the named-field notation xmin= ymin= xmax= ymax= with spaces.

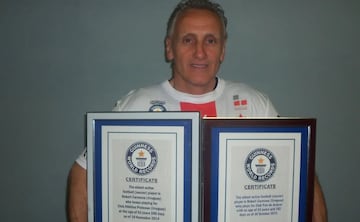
xmin=180 ymin=101 xmax=217 ymax=117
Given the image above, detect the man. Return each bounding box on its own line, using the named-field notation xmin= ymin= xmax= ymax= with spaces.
xmin=67 ymin=0 xmax=327 ymax=221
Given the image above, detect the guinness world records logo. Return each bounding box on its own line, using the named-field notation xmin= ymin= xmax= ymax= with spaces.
xmin=126 ymin=142 xmax=158 ymax=175
xmin=245 ymin=148 xmax=277 ymax=182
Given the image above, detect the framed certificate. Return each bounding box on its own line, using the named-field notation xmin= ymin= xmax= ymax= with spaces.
xmin=87 ymin=112 xmax=200 ymax=222
xmin=202 ymin=118 xmax=316 ymax=222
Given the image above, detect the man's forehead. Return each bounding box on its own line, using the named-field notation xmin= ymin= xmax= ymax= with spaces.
xmin=174 ymin=8 xmax=224 ymax=34
xmin=176 ymin=8 xmax=221 ymax=24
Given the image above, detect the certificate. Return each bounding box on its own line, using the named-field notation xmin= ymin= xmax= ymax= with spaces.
xmin=87 ymin=112 xmax=200 ymax=222
xmin=202 ymin=118 xmax=316 ymax=222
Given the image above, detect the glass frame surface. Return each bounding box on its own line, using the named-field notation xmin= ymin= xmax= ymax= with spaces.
xmin=87 ymin=112 xmax=200 ymax=222
xmin=202 ymin=118 xmax=316 ymax=222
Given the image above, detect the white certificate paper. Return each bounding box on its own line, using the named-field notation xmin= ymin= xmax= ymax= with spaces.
xmin=218 ymin=132 xmax=301 ymax=222
xmin=105 ymin=126 xmax=183 ymax=221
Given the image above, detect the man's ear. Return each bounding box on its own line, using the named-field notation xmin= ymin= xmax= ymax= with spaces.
xmin=165 ymin=37 xmax=174 ymax=62
xmin=220 ymin=40 xmax=226 ymax=63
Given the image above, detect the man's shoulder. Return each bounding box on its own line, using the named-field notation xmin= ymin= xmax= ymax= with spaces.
xmin=125 ymin=81 xmax=166 ymax=98
xmin=112 ymin=81 xmax=168 ymax=111
xmin=134 ymin=81 xmax=165 ymax=93
xmin=220 ymin=78 xmax=262 ymax=95
xmin=219 ymin=78 xmax=272 ymax=105
xmin=219 ymin=78 xmax=278 ymax=117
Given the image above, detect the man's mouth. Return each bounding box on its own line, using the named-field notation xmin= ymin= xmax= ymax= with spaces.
xmin=191 ymin=63 xmax=208 ymax=69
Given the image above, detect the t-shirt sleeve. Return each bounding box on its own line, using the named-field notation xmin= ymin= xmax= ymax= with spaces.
xmin=112 ymin=89 xmax=136 ymax=111
xmin=264 ymin=96 xmax=279 ymax=117
xmin=75 ymin=147 xmax=87 ymax=169
xmin=247 ymin=88 xmax=279 ymax=117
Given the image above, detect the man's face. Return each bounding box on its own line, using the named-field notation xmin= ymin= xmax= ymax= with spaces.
xmin=166 ymin=8 xmax=226 ymax=94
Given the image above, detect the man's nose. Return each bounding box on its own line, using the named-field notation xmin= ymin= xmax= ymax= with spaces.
xmin=194 ymin=43 xmax=206 ymax=59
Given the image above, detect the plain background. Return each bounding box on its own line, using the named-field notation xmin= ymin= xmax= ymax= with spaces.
xmin=1 ymin=0 xmax=359 ymax=221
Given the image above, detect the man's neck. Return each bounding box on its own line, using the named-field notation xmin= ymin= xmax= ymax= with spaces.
xmin=169 ymin=77 xmax=218 ymax=95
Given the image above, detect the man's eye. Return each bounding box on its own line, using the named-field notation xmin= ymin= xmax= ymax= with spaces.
xmin=183 ymin=37 xmax=194 ymax=44
xmin=207 ymin=38 xmax=216 ymax=44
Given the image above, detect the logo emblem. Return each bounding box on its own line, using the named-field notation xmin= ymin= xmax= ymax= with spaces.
xmin=126 ymin=142 xmax=158 ymax=175
xmin=233 ymin=95 xmax=248 ymax=110
xmin=149 ymin=100 xmax=167 ymax=112
xmin=245 ymin=148 xmax=276 ymax=182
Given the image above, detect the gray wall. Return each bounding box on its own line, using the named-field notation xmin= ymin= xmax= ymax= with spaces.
xmin=1 ymin=0 xmax=359 ymax=221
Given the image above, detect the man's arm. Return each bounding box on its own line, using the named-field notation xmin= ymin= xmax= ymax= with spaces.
xmin=67 ymin=163 xmax=87 ymax=222
xmin=312 ymin=175 xmax=328 ymax=222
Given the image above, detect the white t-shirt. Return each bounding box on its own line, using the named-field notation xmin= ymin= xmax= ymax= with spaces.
xmin=76 ymin=78 xmax=278 ymax=168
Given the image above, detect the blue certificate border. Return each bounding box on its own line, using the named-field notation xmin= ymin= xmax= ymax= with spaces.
xmin=88 ymin=112 xmax=200 ymax=222
xmin=203 ymin=118 xmax=316 ymax=222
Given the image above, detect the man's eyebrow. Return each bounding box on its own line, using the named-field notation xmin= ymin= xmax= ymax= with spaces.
xmin=204 ymin=33 xmax=223 ymax=39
